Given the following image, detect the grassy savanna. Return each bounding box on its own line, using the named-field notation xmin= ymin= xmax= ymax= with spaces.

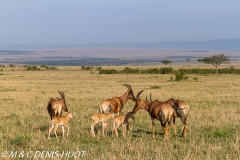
xmin=0 ymin=66 xmax=240 ymax=159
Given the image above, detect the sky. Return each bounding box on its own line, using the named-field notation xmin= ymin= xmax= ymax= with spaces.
xmin=1 ymin=0 xmax=240 ymax=45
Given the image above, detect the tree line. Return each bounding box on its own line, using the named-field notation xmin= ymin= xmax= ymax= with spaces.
xmin=98 ymin=66 xmax=240 ymax=74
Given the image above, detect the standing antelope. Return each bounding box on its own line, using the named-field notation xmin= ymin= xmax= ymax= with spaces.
xmin=132 ymin=90 xmax=174 ymax=141
xmin=112 ymin=111 xmax=135 ymax=138
xmin=47 ymin=91 xmax=68 ymax=120
xmin=48 ymin=112 xmax=73 ymax=139
xmin=165 ymin=98 xmax=190 ymax=137
xmin=90 ymin=113 xmax=116 ymax=137
xmin=146 ymin=94 xmax=190 ymax=137
xmin=99 ymin=84 xmax=136 ymax=116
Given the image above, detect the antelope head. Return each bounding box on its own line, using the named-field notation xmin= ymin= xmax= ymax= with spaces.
xmin=58 ymin=91 xmax=68 ymax=112
xmin=124 ymin=111 xmax=135 ymax=123
xmin=123 ymin=84 xmax=136 ymax=102
xmin=132 ymin=90 xmax=145 ymax=114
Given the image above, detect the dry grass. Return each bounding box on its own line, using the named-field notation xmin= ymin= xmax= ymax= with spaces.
xmin=0 ymin=66 xmax=240 ymax=159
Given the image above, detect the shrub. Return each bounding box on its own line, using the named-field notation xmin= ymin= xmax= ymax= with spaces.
xmin=46 ymin=66 xmax=57 ymax=70
xmin=9 ymin=64 xmax=15 ymax=68
xmin=142 ymin=68 xmax=159 ymax=74
xmin=150 ymin=86 xmax=161 ymax=89
xmin=99 ymin=69 xmax=119 ymax=74
xmin=218 ymin=66 xmax=240 ymax=74
xmin=159 ymin=67 xmax=174 ymax=74
xmin=26 ymin=66 xmax=40 ymax=70
xmin=96 ymin=67 xmax=102 ymax=71
xmin=193 ymin=77 xmax=198 ymax=81
xmin=81 ymin=66 xmax=93 ymax=70
xmin=40 ymin=64 xmax=48 ymax=68
xmin=120 ymin=67 xmax=139 ymax=74
xmin=173 ymin=71 xmax=188 ymax=81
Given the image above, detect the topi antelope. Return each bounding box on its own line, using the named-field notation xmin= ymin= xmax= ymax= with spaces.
xmin=132 ymin=90 xmax=174 ymax=141
xmin=146 ymin=94 xmax=190 ymax=137
xmin=112 ymin=111 xmax=135 ymax=138
xmin=47 ymin=91 xmax=68 ymax=120
xmin=48 ymin=112 xmax=73 ymax=140
xmin=165 ymin=98 xmax=190 ymax=137
xmin=99 ymin=84 xmax=136 ymax=116
xmin=90 ymin=113 xmax=116 ymax=137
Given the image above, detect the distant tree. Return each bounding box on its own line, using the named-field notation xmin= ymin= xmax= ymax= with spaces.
xmin=197 ymin=54 xmax=230 ymax=75
xmin=9 ymin=64 xmax=15 ymax=68
xmin=161 ymin=60 xmax=172 ymax=67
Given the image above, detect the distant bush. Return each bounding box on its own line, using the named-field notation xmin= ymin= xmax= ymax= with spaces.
xmin=178 ymin=67 xmax=240 ymax=74
xmin=39 ymin=64 xmax=57 ymax=70
xmin=81 ymin=66 xmax=93 ymax=70
xmin=99 ymin=69 xmax=119 ymax=74
xmin=97 ymin=67 xmax=240 ymax=75
xmin=193 ymin=77 xmax=198 ymax=81
xmin=178 ymin=68 xmax=212 ymax=74
xmin=120 ymin=67 xmax=140 ymax=74
xmin=173 ymin=71 xmax=188 ymax=81
xmin=218 ymin=66 xmax=240 ymax=74
xmin=159 ymin=67 xmax=174 ymax=74
xmin=40 ymin=64 xmax=48 ymax=68
xmin=142 ymin=68 xmax=159 ymax=74
xmin=150 ymin=86 xmax=161 ymax=89
xmin=96 ymin=67 xmax=102 ymax=71
xmin=27 ymin=66 xmax=40 ymax=71
xmin=46 ymin=66 xmax=57 ymax=70
xmin=9 ymin=64 xmax=15 ymax=68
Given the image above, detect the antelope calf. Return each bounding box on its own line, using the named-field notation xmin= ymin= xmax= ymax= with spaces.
xmin=48 ymin=112 xmax=73 ymax=140
xmin=90 ymin=113 xmax=115 ymax=137
xmin=112 ymin=111 xmax=135 ymax=138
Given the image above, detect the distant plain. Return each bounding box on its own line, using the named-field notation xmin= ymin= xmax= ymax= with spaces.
xmin=1 ymin=48 xmax=240 ymax=66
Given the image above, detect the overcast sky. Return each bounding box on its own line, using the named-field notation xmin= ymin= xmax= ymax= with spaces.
xmin=1 ymin=0 xmax=240 ymax=45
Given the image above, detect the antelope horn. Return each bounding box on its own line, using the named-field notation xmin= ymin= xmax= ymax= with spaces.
xmin=123 ymin=84 xmax=132 ymax=90
xmin=136 ymin=90 xmax=144 ymax=100
xmin=58 ymin=91 xmax=65 ymax=99
xmin=150 ymin=92 xmax=152 ymax=102
xmin=124 ymin=84 xmax=137 ymax=100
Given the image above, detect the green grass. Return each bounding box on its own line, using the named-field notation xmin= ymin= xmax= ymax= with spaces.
xmin=0 ymin=67 xmax=240 ymax=159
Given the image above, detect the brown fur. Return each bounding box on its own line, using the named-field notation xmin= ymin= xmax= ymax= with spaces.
xmin=48 ymin=112 xmax=73 ymax=139
xmin=112 ymin=112 xmax=135 ymax=138
xmin=90 ymin=113 xmax=116 ymax=137
xmin=165 ymin=98 xmax=190 ymax=137
xmin=99 ymin=84 xmax=136 ymax=115
xmin=132 ymin=90 xmax=174 ymax=141
xmin=47 ymin=91 xmax=68 ymax=119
